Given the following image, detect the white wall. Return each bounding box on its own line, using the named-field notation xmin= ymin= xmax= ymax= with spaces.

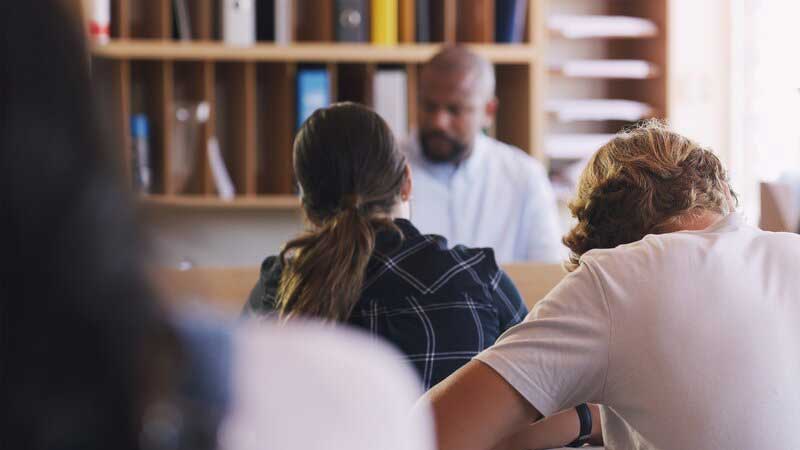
xmin=145 ymin=208 xmax=303 ymax=268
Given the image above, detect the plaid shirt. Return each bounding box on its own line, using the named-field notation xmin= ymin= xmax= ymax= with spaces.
xmin=245 ymin=219 xmax=528 ymax=390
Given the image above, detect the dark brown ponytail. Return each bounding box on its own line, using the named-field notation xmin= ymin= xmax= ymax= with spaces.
xmin=276 ymin=103 xmax=408 ymax=321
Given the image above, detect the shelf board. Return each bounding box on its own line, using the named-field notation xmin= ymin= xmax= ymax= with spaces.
xmin=548 ymin=30 xmax=658 ymax=40
xmin=548 ymin=65 xmax=661 ymax=79
xmin=91 ymin=40 xmax=537 ymax=64
xmin=138 ymin=195 xmax=302 ymax=210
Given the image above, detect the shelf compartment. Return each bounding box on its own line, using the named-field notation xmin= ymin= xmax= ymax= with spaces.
xmin=256 ymin=63 xmax=296 ymax=195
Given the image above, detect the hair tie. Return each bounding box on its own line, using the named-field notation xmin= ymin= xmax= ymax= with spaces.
xmin=341 ymin=194 xmax=361 ymax=211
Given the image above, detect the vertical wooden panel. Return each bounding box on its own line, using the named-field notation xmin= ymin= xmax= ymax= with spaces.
xmin=327 ymin=63 xmax=339 ymax=102
xmin=406 ymin=63 xmax=418 ymax=133
xmin=496 ymin=64 xmax=531 ymax=154
xmin=430 ymin=0 xmax=456 ymax=42
xmin=112 ymin=0 xmax=130 ymax=38
xmin=192 ymin=0 xmax=215 ymax=40
xmin=160 ymin=62 xmax=175 ymax=194
xmin=456 ymin=0 xmax=494 ymax=43
xmin=172 ymin=61 xmax=211 ymax=194
xmin=202 ymin=61 xmax=216 ymax=194
xmin=257 ymin=63 xmax=296 ymax=194
xmin=130 ymin=0 xmax=171 ymax=38
xmin=530 ymin=0 xmax=546 ymax=159
xmin=337 ymin=64 xmax=373 ymax=105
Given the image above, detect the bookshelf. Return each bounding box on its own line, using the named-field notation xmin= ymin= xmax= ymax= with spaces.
xmin=87 ymin=0 xmax=668 ymax=210
xmin=541 ymin=0 xmax=669 ymax=201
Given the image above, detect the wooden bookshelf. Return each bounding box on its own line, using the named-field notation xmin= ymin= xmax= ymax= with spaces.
xmin=85 ymin=0 xmax=668 ymax=209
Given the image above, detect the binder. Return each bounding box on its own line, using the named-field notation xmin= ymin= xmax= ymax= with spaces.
xmin=274 ymin=0 xmax=293 ymax=44
xmin=415 ymin=0 xmax=430 ymax=42
xmin=296 ymin=67 xmax=331 ymax=129
xmin=221 ymin=0 xmax=256 ymax=46
xmin=335 ymin=0 xmax=369 ymax=42
xmin=457 ymin=0 xmax=494 ymax=42
xmin=399 ymin=0 xmax=415 ymax=43
xmin=371 ymin=0 xmax=398 ymax=45
xmin=256 ymin=0 xmax=275 ymax=41
xmin=373 ymin=68 xmax=408 ymax=140
xmin=495 ymin=0 xmax=528 ymax=43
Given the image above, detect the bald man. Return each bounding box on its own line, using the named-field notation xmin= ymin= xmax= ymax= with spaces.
xmin=402 ymin=47 xmax=563 ymax=263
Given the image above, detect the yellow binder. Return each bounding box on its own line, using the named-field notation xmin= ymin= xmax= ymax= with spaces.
xmin=372 ymin=0 xmax=398 ymax=45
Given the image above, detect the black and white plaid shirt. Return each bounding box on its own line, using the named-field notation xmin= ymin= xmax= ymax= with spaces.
xmin=245 ymin=219 xmax=528 ymax=390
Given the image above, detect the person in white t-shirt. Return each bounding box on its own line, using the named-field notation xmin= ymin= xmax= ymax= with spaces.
xmin=402 ymin=46 xmax=563 ymax=263
xmin=420 ymin=120 xmax=800 ymax=450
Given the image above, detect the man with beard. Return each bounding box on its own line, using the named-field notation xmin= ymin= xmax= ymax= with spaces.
xmin=402 ymin=46 xmax=563 ymax=263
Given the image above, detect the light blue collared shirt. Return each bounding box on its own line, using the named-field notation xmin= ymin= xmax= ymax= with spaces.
xmin=404 ymin=132 xmax=565 ymax=263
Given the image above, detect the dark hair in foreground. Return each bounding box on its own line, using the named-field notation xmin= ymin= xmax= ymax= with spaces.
xmin=0 ymin=2 xmax=175 ymax=449
xmin=276 ymin=103 xmax=408 ymax=321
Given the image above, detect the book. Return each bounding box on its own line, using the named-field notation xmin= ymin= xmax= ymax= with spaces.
xmin=335 ymin=0 xmax=369 ymax=42
xmin=297 ymin=0 xmax=333 ymax=41
xmin=415 ymin=0 xmax=430 ymax=42
xmin=172 ymin=0 xmax=192 ymax=41
xmin=256 ymin=0 xmax=275 ymax=41
xmin=221 ymin=0 xmax=256 ymax=46
xmin=495 ymin=0 xmax=528 ymax=43
xmin=296 ymin=67 xmax=331 ymax=129
xmin=373 ymin=68 xmax=408 ymax=140
xmin=274 ymin=0 xmax=293 ymax=44
xmin=371 ymin=0 xmax=398 ymax=45
xmin=457 ymin=0 xmax=494 ymax=42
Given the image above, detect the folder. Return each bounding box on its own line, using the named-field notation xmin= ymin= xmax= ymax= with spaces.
xmin=495 ymin=0 xmax=528 ymax=43
xmin=399 ymin=0 xmax=416 ymax=43
xmin=221 ymin=0 xmax=256 ymax=46
xmin=274 ymin=0 xmax=293 ymax=44
xmin=296 ymin=67 xmax=331 ymax=129
xmin=545 ymin=133 xmax=615 ymax=159
xmin=335 ymin=0 xmax=369 ymax=42
xmin=457 ymin=0 xmax=494 ymax=42
xmin=545 ymin=99 xmax=653 ymax=122
xmin=553 ymin=60 xmax=656 ymax=79
xmin=372 ymin=0 xmax=398 ymax=45
xmin=415 ymin=0 xmax=430 ymax=42
xmin=256 ymin=0 xmax=275 ymax=41
xmin=297 ymin=0 xmax=333 ymax=41
xmin=373 ymin=68 xmax=408 ymax=140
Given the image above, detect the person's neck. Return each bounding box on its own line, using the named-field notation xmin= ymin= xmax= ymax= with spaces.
xmin=662 ymin=210 xmax=726 ymax=233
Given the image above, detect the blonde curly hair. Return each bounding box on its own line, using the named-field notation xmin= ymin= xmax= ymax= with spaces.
xmin=563 ymin=120 xmax=736 ymax=270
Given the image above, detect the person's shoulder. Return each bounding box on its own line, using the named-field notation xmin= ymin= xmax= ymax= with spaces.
xmin=479 ymin=135 xmax=547 ymax=180
xmin=259 ymin=254 xmax=284 ymax=283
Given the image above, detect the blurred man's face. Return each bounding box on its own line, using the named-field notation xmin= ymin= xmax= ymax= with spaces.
xmin=418 ymin=68 xmax=492 ymax=163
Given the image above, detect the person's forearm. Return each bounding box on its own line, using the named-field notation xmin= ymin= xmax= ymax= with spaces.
xmin=492 ymin=404 xmax=604 ymax=450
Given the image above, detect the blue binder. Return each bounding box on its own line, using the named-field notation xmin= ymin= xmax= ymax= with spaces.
xmin=495 ymin=0 xmax=528 ymax=43
xmin=296 ymin=67 xmax=331 ymax=129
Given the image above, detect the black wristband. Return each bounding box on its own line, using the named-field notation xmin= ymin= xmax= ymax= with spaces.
xmin=566 ymin=403 xmax=592 ymax=448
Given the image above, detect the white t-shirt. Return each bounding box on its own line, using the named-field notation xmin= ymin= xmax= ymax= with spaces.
xmin=403 ymin=132 xmax=564 ymax=263
xmin=221 ymin=321 xmax=435 ymax=450
xmin=476 ymin=213 xmax=800 ymax=449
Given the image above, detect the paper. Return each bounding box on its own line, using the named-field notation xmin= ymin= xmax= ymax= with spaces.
xmin=549 ymin=14 xmax=657 ymax=39
xmin=546 ymin=99 xmax=653 ymax=122
xmin=545 ymin=133 xmax=616 ymax=159
xmin=553 ymin=60 xmax=655 ymax=79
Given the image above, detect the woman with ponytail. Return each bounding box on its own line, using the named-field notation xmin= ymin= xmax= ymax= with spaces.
xmin=245 ymin=102 xmax=527 ymax=389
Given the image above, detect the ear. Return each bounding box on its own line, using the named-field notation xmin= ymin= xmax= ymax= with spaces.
xmin=401 ymin=163 xmax=413 ymax=201
xmin=483 ymin=97 xmax=499 ymax=129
